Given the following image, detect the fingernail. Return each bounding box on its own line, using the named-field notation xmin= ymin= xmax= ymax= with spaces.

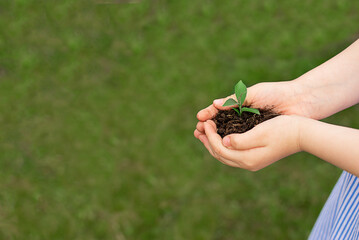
xmin=213 ymin=99 xmax=223 ymax=105
xmin=223 ymin=136 xmax=230 ymax=147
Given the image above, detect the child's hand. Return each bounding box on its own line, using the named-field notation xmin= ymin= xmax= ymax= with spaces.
xmin=198 ymin=81 xmax=309 ymax=118
xmin=199 ymin=115 xmax=302 ymax=170
xmin=194 ymin=81 xmax=305 ymax=140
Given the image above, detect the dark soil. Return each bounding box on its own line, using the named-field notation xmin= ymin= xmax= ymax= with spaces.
xmin=212 ymin=107 xmax=280 ymax=138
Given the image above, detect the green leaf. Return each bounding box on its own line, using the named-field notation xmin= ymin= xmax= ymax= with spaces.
xmin=231 ymin=107 xmax=240 ymax=116
xmin=242 ymin=107 xmax=260 ymax=115
xmin=222 ymin=98 xmax=238 ymax=107
xmin=235 ymin=80 xmax=247 ymax=105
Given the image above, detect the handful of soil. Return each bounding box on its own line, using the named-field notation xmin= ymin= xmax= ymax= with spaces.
xmin=212 ymin=107 xmax=280 ymax=138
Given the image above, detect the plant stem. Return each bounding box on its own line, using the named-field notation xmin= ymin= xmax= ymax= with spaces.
xmin=239 ymin=97 xmax=242 ymax=116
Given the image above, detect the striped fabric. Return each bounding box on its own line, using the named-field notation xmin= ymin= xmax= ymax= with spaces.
xmin=308 ymin=171 xmax=359 ymax=239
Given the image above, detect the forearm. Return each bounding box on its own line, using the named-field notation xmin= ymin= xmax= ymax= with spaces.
xmin=293 ymin=39 xmax=359 ymax=119
xmin=299 ymin=117 xmax=359 ymax=177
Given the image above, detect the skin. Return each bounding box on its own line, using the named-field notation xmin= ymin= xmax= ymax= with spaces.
xmin=194 ymin=39 xmax=359 ymax=176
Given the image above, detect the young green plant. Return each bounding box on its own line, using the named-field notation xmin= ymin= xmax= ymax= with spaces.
xmin=222 ymin=81 xmax=260 ymax=116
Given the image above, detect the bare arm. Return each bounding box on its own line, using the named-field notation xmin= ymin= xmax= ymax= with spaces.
xmin=294 ymin=39 xmax=359 ymax=119
xmin=299 ymin=118 xmax=359 ymax=176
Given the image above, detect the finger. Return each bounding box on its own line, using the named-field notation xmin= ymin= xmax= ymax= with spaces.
xmin=204 ymin=121 xmax=240 ymax=162
xmin=222 ymin=128 xmax=266 ymax=150
xmin=196 ymin=122 xmax=205 ymax=133
xmin=212 ymin=94 xmax=237 ymax=110
xmin=198 ymin=134 xmax=215 ymax=157
xmin=217 ymin=157 xmax=241 ymax=168
xmin=206 ymin=119 xmax=217 ymax=128
xmin=243 ymin=86 xmax=255 ymax=106
xmin=199 ymin=127 xmax=227 ymax=163
xmin=194 ymin=129 xmax=202 ymax=139
xmin=200 ymin=133 xmax=240 ymax=167
xmin=197 ymin=105 xmax=218 ymax=121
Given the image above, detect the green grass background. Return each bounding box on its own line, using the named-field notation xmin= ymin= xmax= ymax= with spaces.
xmin=0 ymin=0 xmax=359 ymax=239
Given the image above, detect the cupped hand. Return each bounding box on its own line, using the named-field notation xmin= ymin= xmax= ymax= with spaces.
xmin=194 ymin=80 xmax=313 ymax=142
xmin=198 ymin=115 xmax=302 ymax=170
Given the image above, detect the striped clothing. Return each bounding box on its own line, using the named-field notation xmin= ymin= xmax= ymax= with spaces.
xmin=309 ymin=171 xmax=359 ymax=239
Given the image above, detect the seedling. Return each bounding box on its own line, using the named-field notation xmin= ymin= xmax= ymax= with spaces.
xmin=222 ymin=81 xmax=260 ymax=116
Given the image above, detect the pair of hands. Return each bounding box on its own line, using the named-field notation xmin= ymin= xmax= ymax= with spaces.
xmin=194 ymin=81 xmax=313 ymax=171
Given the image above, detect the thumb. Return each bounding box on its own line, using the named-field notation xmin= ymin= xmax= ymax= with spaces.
xmin=222 ymin=129 xmax=265 ymax=150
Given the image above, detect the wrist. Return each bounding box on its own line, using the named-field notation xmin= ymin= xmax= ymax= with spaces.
xmin=296 ymin=116 xmax=320 ymax=153
xmin=280 ymin=115 xmax=306 ymax=154
xmin=290 ymin=77 xmax=310 ymax=101
xmin=290 ymin=77 xmax=332 ymax=120
xmin=296 ymin=116 xmax=304 ymax=152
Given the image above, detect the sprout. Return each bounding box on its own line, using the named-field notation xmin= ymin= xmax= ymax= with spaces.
xmin=222 ymin=80 xmax=260 ymax=116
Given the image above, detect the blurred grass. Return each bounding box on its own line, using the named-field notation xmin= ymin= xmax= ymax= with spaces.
xmin=0 ymin=0 xmax=358 ymax=239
